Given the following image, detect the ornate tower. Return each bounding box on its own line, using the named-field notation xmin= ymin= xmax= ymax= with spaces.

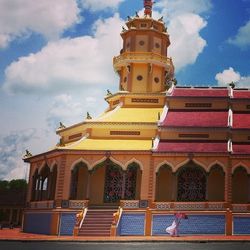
xmin=113 ymin=1 xmax=174 ymax=94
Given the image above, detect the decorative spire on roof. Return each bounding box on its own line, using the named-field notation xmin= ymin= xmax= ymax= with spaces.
xmin=144 ymin=0 xmax=154 ymax=17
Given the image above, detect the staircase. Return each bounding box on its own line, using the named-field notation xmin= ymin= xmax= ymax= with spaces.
xmin=78 ymin=209 xmax=116 ymax=236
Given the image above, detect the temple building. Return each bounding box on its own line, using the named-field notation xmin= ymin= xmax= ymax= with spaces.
xmin=23 ymin=1 xmax=250 ymax=236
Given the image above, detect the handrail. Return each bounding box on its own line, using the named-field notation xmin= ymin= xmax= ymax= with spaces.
xmin=111 ymin=206 xmax=123 ymax=236
xmin=74 ymin=207 xmax=88 ymax=236
xmin=79 ymin=207 xmax=88 ymax=229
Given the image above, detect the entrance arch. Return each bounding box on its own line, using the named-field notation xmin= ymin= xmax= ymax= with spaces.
xmin=70 ymin=162 xmax=88 ymax=200
xmin=155 ymin=164 xmax=174 ymax=201
xmin=177 ymin=161 xmax=206 ymax=201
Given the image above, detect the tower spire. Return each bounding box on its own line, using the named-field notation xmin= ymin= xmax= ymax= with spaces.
xmin=144 ymin=0 xmax=154 ymax=17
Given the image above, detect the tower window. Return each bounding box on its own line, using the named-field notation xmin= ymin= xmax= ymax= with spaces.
xmin=139 ymin=40 xmax=145 ymax=46
xmin=155 ymin=43 xmax=160 ymax=48
xmin=124 ymin=76 xmax=127 ymax=82
xmin=141 ymin=23 xmax=147 ymax=28
xmin=137 ymin=75 xmax=143 ymax=81
xmin=154 ymin=77 xmax=160 ymax=83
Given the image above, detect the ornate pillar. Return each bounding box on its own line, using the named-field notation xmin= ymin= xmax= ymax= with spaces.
xmin=225 ymin=159 xmax=232 ymax=206
xmin=86 ymin=171 xmax=91 ymax=199
xmin=121 ymin=170 xmax=126 ymax=199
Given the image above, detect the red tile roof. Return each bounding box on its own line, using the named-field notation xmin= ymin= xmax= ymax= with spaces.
xmin=170 ymin=88 xmax=229 ymax=97
xmin=162 ymin=111 xmax=228 ymax=127
xmin=233 ymin=90 xmax=250 ymax=99
xmin=232 ymin=144 xmax=250 ymax=154
xmin=233 ymin=113 xmax=250 ymax=129
xmin=156 ymin=141 xmax=228 ymax=153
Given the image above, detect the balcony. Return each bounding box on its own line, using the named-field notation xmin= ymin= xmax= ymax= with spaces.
xmin=113 ymin=52 xmax=174 ymax=71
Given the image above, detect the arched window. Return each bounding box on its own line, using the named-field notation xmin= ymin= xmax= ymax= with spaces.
xmin=155 ymin=164 xmax=174 ymax=202
xmin=125 ymin=163 xmax=141 ymax=200
xmin=232 ymin=167 xmax=248 ymax=204
xmin=40 ymin=165 xmax=50 ymax=201
xmin=177 ymin=161 xmax=207 ymax=202
xmin=207 ymin=164 xmax=225 ymax=201
xmin=70 ymin=162 xmax=88 ymax=200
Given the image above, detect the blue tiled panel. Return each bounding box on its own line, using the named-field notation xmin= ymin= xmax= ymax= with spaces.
xmin=59 ymin=213 xmax=77 ymax=236
xmin=153 ymin=214 xmax=225 ymax=235
xmin=119 ymin=213 xmax=145 ymax=236
xmin=233 ymin=217 xmax=250 ymax=235
xmin=152 ymin=215 xmax=174 ymax=235
xmin=23 ymin=213 xmax=52 ymax=235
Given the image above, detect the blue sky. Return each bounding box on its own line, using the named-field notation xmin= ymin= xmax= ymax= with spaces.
xmin=0 ymin=0 xmax=250 ymax=180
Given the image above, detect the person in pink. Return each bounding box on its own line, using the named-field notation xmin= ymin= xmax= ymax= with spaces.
xmin=166 ymin=213 xmax=187 ymax=237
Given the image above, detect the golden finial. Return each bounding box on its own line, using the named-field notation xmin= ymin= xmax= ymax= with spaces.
xmin=144 ymin=0 xmax=154 ymax=17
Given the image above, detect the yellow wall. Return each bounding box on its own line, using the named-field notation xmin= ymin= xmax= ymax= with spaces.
xmin=135 ymin=35 xmax=148 ymax=52
xmin=132 ymin=64 xmax=148 ymax=92
xmin=156 ymin=167 xmax=174 ymax=201
xmin=76 ymin=167 xmax=88 ymax=200
xmin=152 ymin=37 xmax=162 ymax=54
xmin=151 ymin=65 xmax=163 ymax=92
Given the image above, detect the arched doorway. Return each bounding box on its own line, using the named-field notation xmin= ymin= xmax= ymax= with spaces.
xmin=232 ymin=167 xmax=249 ymax=204
xmin=177 ymin=161 xmax=207 ymax=201
xmin=155 ymin=164 xmax=174 ymax=201
xmin=207 ymin=164 xmax=225 ymax=201
xmin=70 ymin=162 xmax=88 ymax=200
xmin=89 ymin=159 xmax=141 ymax=205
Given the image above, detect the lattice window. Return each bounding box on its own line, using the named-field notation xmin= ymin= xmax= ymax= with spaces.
xmin=177 ymin=165 xmax=206 ymax=201
xmin=124 ymin=166 xmax=137 ymax=200
xmin=104 ymin=162 xmax=123 ymax=203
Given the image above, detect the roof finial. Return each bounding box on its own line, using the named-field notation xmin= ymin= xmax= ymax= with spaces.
xmin=144 ymin=0 xmax=154 ymax=17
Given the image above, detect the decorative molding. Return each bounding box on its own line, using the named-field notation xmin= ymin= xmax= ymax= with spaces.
xmin=68 ymin=133 xmax=82 ymax=140
xmin=185 ymin=103 xmax=212 ymax=108
xmin=70 ymin=157 xmax=90 ymax=171
xmin=178 ymin=134 xmax=209 ymax=139
xmin=125 ymin=158 xmax=143 ymax=171
xmin=131 ymin=98 xmax=159 ymax=103
xmin=110 ymin=131 xmax=140 ymax=136
xmin=155 ymin=161 xmax=174 ymax=173
xmin=232 ymin=162 xmax=250 ymax=174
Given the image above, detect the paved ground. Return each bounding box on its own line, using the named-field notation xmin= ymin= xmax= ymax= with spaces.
xmin=1 ymin=228 xmax=250 ymax=243
xmin=1 ymin=242 xmax=250 ymax=250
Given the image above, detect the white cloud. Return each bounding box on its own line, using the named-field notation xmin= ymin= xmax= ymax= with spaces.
xmin=168 ymin=13 xmax=207 ymax=71
xmin=215 ymin=67 xmax=250 ymax=87
xmin=80 ymin=0 xmax=124 ymax=12
xmin=3 ymin=14 xmax=123 ymax=94
xmin=153 ymin=0 xmax=211 ymax=72
xmin=228 ymin=20 xmax=250 ymax=48
xmin=47 ymin=94 xmax=83 ymax=129
xmin=0 ymin=129 xmax=36 ymax=180
xmin=0 ymin=0 xmax=80 ymax=48
xmin=156 ymin=0 xmax=212 ymax=18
